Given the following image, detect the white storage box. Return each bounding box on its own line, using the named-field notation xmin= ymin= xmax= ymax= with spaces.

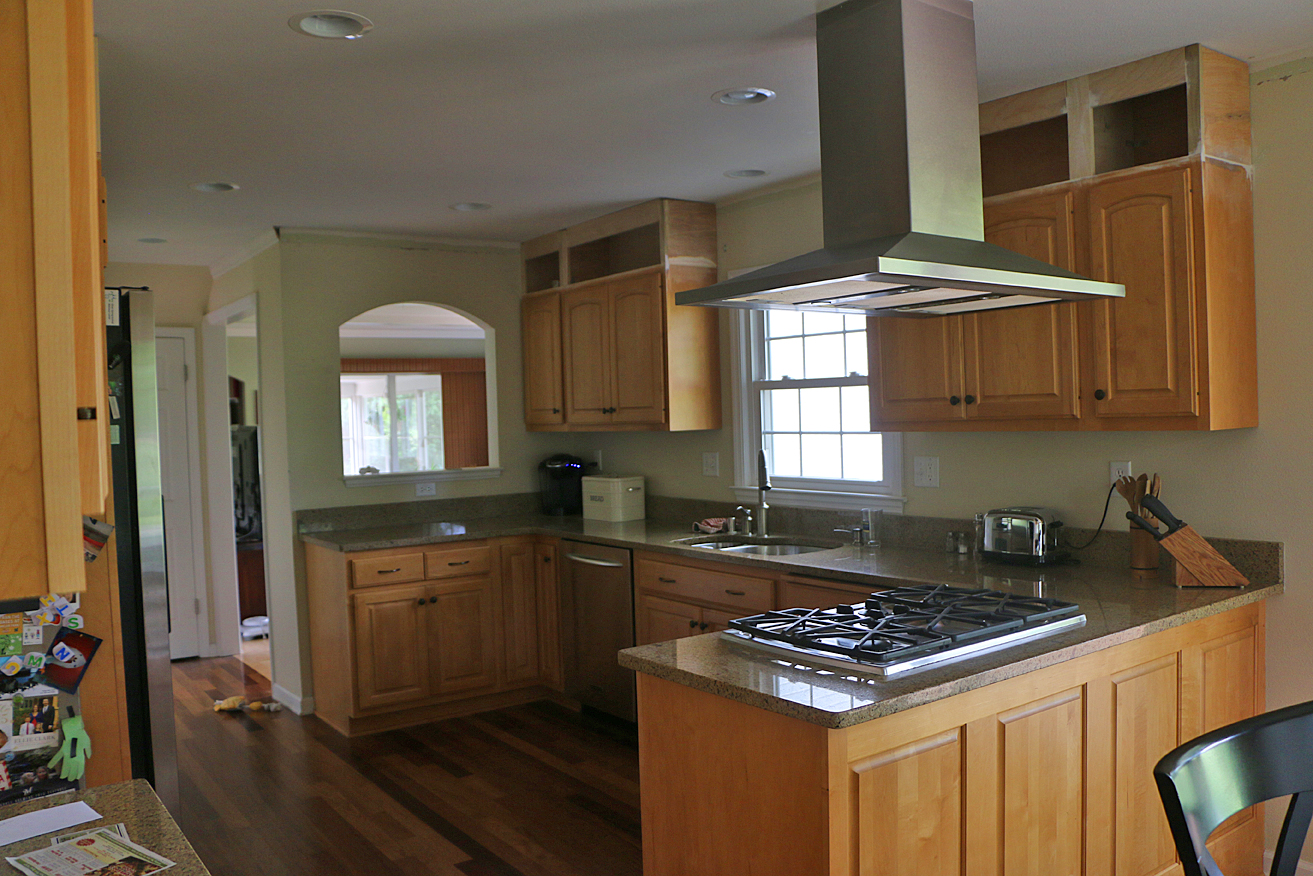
xmin=581 ymin=475 xmax=646 ymax=522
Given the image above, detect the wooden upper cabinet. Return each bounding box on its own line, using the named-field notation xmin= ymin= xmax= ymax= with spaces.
xmin=521 ymin=292 xmax=564 ymax=426
xmin=561 ymin=285 xmax=612 ymax=424
xmin=521 ymin=199 xmax=720 ymax=432
xmin=608 ymin=271 xmax=666 ymax=424
xmin=1086 ymin=165 xmax=1199 ymax=419
xmin=967 ymin=190 xmax=1081 ymax=421
xmin=868 ymin=316 xmax=966 ymax=425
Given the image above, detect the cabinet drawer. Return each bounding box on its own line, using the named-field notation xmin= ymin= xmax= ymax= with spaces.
xmin=425 ymin=545 xmax=492 ymax=580
xmin=636 ymin=557 xmax=773 ymax=612
xmin=778 ymin=578 xmax=878 ymax=610
xmin=350 ymin=552 xmax=425 ymax=588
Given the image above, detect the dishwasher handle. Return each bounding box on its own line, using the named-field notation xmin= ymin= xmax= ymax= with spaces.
xmin=564 ymin=552 xmax=627 ymax=568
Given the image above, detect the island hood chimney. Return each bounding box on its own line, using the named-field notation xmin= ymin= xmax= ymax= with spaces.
xmin=677 ymin=0 xmax=1124 ymax=316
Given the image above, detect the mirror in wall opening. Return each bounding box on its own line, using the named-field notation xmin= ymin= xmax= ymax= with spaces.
xmin=339 ymin=302 xmax=490 ymax=477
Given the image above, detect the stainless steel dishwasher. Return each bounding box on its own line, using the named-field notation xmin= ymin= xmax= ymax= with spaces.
xmin=560 ymin=540 xmax=636 ymax=722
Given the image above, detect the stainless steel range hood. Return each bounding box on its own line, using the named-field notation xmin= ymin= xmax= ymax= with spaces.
xmin=677 ymin=0 xmax=1124 ymax=316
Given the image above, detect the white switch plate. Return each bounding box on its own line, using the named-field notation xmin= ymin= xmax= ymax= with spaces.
xmin=415 ymin=482 xmax=437 ymax=497
xmin=702 ymin=452 xmax=720 ymax=477
xmin=913 ymin=456 xmax=939 ymax=488
xmin=1109 ymin=460 xmax=1132 ymax=485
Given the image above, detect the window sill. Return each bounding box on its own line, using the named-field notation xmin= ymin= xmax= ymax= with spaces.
xmin=730 ymin=485 xmax=906 ymax=513
xmin=343 ymin=467 xmax=503 ymax=488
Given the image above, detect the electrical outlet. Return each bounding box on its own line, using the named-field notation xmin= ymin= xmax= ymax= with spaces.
xmin=415 ymin=482 xmax=437 ymax=497
xmin=702 ymin=452 xmax=720 ymax=477
xmin=1109 ymin=460 xmax=1133 ymax=485
xmin=913 ymin=456 xmax=939 ymax=488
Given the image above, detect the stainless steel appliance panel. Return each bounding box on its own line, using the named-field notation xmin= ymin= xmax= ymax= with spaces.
xmin=560 ymin=541 xmax=635 ymax=721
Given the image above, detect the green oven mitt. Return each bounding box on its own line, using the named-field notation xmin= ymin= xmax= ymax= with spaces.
xmin=48 ymin=714 xmax=91 ymax=781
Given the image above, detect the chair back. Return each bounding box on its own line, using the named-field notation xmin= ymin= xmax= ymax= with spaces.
xmin=1155 ymin=699 xmax=1313 ymax=876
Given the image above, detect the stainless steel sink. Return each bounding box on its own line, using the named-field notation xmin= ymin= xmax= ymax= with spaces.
xmin=673 ymin=535 xmax=843 ymax=556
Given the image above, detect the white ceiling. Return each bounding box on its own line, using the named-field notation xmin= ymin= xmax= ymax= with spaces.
xmin=96 ymin=0 xmax=1313 ymax=269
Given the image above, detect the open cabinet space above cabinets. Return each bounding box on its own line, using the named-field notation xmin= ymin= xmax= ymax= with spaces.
xmin=869 ymin=45 xmax=1257 ymax=433
xmin=520 ymin=199 xmax=721 ymax=433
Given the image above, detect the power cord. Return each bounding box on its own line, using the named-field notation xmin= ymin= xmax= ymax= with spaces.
xmin=1065 ymin=482 xmax=1117 ymax=551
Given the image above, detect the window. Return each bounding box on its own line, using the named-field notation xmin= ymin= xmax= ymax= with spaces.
xmin=340 ymin=373 xmax=444 ymax=476
xmin=733 ymin=309 xmax=903 ymax=511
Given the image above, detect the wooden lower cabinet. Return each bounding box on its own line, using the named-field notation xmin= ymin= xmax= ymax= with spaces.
xmin=634 ymin=552 xmax=776 ymax=645
xmin=637 ymin=593 xmax=703 ymax=645
xmin=306 ymin=537 xmax=563 ymax=736
xmin=637 ymin=601 xmax=1265 ymax=876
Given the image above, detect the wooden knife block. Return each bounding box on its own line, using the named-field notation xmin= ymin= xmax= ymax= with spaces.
xmin=1161 ymin=525 xmax=1248 ymax=588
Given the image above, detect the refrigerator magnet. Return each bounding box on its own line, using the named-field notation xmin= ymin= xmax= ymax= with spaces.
xmin=41 ymin=629 xmax=101 ymax=694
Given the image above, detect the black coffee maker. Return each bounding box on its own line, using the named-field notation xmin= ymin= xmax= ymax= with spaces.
xmin=538 ymin=454 xmax=585 ymax=515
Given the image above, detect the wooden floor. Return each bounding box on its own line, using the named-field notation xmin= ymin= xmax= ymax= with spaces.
xmin=172 ymin=657 xmax=642 ymax=876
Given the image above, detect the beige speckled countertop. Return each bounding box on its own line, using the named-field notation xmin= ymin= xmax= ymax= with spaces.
xmin=301 ymin=513 xmax=1282 ymax=730
xmin=0 ymin=779 xmax=210 ymax=873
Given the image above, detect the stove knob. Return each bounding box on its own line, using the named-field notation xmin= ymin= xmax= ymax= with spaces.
xmin=835 ymin=604 xmax=855 ymax=615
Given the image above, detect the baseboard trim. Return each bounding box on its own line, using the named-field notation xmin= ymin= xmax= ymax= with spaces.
xmin=272 ymin=684 xmax=314 ymax=716
xmin=1265 ymin=851 xmax=1313 ymax=874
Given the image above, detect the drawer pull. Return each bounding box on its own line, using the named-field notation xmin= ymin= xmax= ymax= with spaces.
xmin=659 ymin=577 xmax=677 ymax=584
xmin=688 ymin=619 xmax=698 ymax=628
xmin=447 ymin=560 xmax=470 ymax=566
xmin=725 ymin=589 xmax=746 ymax=596
xmin=379 ymin=568 xmax=402 ymax=574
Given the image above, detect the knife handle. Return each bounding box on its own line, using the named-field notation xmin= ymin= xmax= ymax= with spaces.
xmin=1126 ymin=511 xmax=1163 ymax=539
xmin=1139 ymin=495 xmax=1183 ymax=532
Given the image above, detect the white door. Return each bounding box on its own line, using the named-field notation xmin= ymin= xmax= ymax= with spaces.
xmin=156 ymin=336 xmax=201 ymax=659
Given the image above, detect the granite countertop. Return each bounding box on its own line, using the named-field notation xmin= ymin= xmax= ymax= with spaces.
xmin=0 ymin=779 xmax=210 ymax=873
xmin=302 ymin=512 xmax=1282 ymax=730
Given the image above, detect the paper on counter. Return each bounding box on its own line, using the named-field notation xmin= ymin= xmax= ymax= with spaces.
xmin=8 ymin=827 xmax=175 ymax=875
xmin=0 ymin=802 xmax=100 ymax=847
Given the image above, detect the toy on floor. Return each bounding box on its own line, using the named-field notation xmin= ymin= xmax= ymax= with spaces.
xmin=213 ymin=695 xmax=282 ymax=713
xmin=48 ymin=708 xmax=90 ymax=781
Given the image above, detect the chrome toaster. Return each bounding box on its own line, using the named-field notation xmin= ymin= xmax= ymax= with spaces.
xmin=981 ymin=507 xmax=1068 ymax=565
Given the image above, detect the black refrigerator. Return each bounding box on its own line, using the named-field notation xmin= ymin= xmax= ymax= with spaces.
xmin=106 ymin=287 xmax=179 ymax=811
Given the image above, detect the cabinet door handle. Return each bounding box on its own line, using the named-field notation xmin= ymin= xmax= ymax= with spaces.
xmin=428 ymin=596 xmax=438 ymax=604
xmin=1094 ymin=389 xmax=1107 ymax=400
xmin=552 ymin=407 xmax=560 ymax=414
xmin=447 ymin=560 xmax=469 ymax=566
xmin=416 ymin=598 xmax=426 ymax=606
xmin=725 ymin=589 xmax=746 ymax=597
xmin=688 ymin=619 xmax=698 ymax=628
xmin=949 ymin=396 xmax=961 ymax=406
xmin=964 ymin=395 xmax=976 ymax=405
xmin=659 ymin=577 xmax=677 ymax=584
xmin=699 ymin=622 xmax=709 ymax=631
xmin=379 ymin=568 xmax=402 ymax=574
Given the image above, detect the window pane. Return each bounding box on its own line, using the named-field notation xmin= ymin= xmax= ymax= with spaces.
xmin=800 ymin=434 xmax=843 ymax=479
xmin=798 ymin=387 xmax=842 ymax=432
xmin=842 ymin=432 xmax=884 ymax=482
xmin=845 ymin=331 xmax=868 ymax=376
xmin=764 ymin=433 xmax=801 ymax=477
xmin=766 ymin=310 xmax=803 ymax=339
xmin=844 ymin=314 xmax=866 ymax=331
xmin=425 ymin=388 xmax=444 ymax=469
xmin=803 ymin=333 xmax=846 ymax=379
xmin=840 ymin=385 xmax=870 ymax=432
xmin=395 ymin=393 xmax=421 ymax=471
xmin=768 ymin=336 xmax=804 ymax=381
xmin=804 ymin=312 xmax=847 ymax=335
xmin=763 ymin=388 xmax=800 ymax=432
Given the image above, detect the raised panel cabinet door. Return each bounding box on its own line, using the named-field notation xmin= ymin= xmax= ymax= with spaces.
xmin=851 ymin=730 xmax=963 ymax=876
xmin=428 ymin=577 xmax=500 ymax=695
xmin=995 ymin=688 xmax=1085 ymax=876
xmin=1109 ymin=655 xmax=1180 ymax=876
xmin=636 ymin=593 xmax=702 ymax=646
xmin=352 ymin=584 xmax=430 ymax=710
xmin=499 ymin=543 xmax=540 ymax=684
xmin=560 ymin=285 xmax=612 ymax=424
xmin=1087 ymin=166 xmax=1199 ymax=418
xmin=534 ymin=542 xmax=563 ymax=688
xmin=521 ymin=291 xmax=564 ymax=426
xmin=608 ymin=271 xmax=667 ymax=424
xmin=966 ymin=191 xmax=1080 ymax=420
xmin=868 ymin=316 xmax=967 ymax=425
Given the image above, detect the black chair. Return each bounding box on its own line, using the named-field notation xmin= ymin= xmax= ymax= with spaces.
xmin=1155 ymin=699 xmax=1313 ymax=876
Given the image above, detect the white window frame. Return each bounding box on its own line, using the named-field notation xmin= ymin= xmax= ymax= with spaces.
xmin=729 ymin=308 xmax=905 ymax=513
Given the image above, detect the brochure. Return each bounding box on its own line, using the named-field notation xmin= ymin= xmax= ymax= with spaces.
xmin=51 ymin=824 xmax=128 ymax=845
xmin=6 ymin=827 xmax=175 ymax=875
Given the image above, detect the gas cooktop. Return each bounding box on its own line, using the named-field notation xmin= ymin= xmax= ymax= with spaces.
xmin=724 ymin=583 xmax=1085 ymax=677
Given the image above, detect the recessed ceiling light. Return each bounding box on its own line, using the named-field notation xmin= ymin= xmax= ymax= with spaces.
xmin=725 ymin=169 xmax=768 ymax=178
xmin=191 ymin=182 xmax=239 ymax=193
xmin=288 ymin=10 xmax=374 ymax=39
xmin=137 ymin=237 xmax=167 ymax=244
xmin=449 ymin=202 xmax=492 ymax=212
xmin=712 ymin=87 xmax=776 ymax=106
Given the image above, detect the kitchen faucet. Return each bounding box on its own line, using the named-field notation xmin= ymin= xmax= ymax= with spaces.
xmin=835 ymin=508 xmax=882 ymax=547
